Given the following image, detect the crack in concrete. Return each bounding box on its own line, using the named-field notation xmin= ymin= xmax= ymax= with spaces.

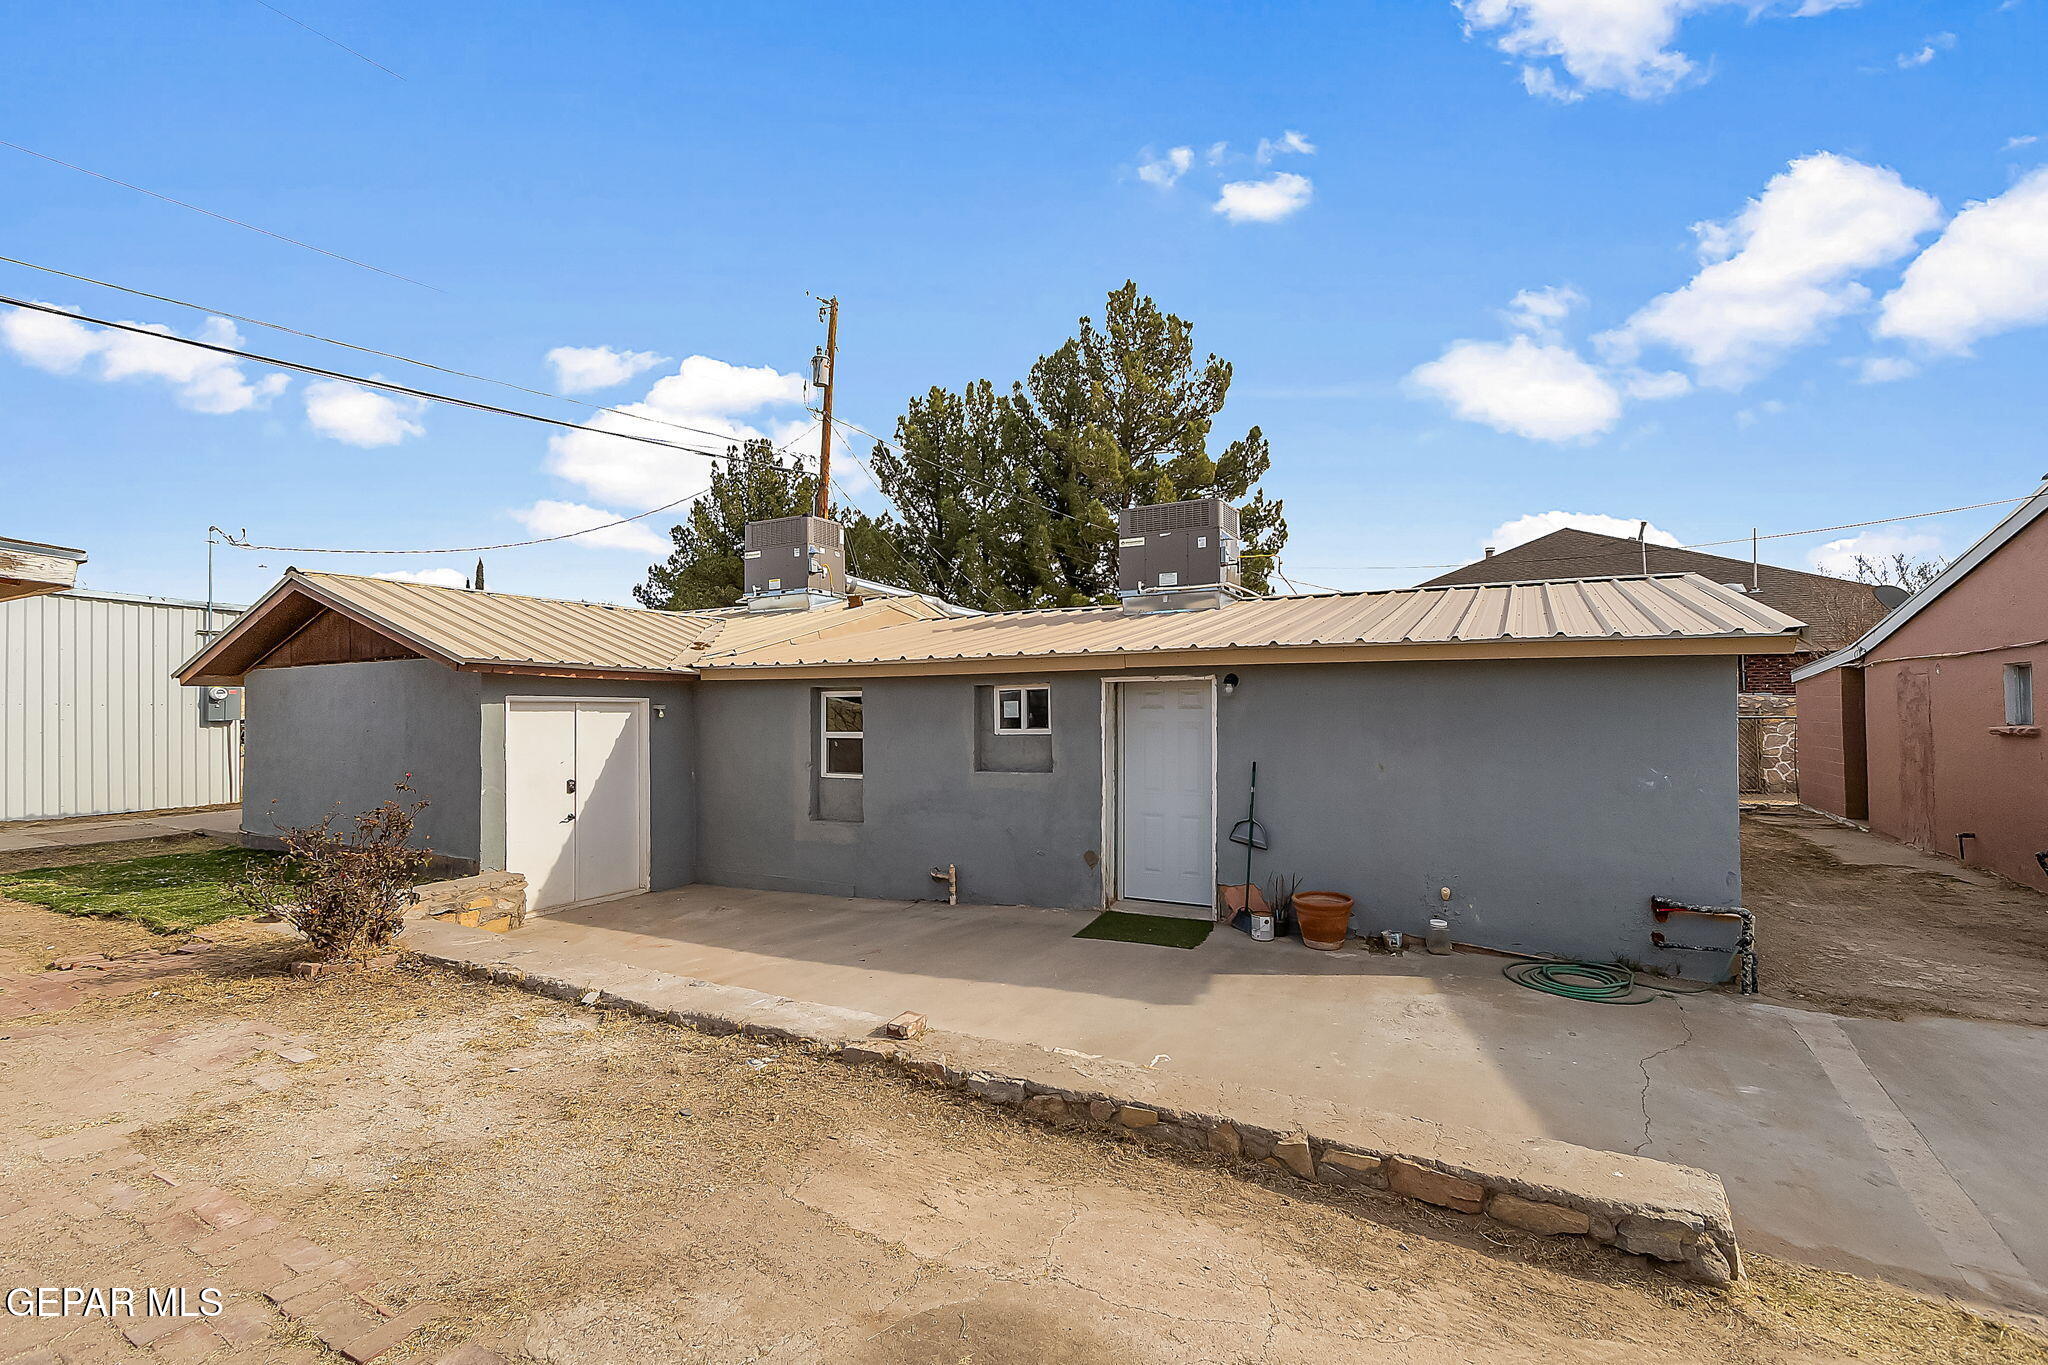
xmin=1633 ymin=1005 xmax=1695 ymax=1157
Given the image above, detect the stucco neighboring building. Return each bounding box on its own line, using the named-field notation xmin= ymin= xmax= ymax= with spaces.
xmin=182 ymin=504 xmax=1807 ymax=981
xmin=1422 ymin=528 xmax=1897 ymax=794
xmin=1795 ymin=484 xmax=2048 ymax=891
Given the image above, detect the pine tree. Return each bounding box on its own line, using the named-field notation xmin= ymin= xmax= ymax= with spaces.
xmin=863 ymin=282 xmax=1286 ymax=608
xmin=634 ymin=441 xmax=817 ymax=611
xmin=633 ymin=284 xmax=1287 ymax=612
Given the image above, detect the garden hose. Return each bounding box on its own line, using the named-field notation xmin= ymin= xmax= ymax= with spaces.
xmin=1500 ymin=958 xmax=1717 ymax=1004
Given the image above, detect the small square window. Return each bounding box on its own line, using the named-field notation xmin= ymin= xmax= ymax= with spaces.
xmin=994 ymin=685 xmax=1051 ymax=734
xmin=2006 ymin=663 xmax=2035 ymax=727
xmin=821 ymin=690 xmax=863 ymax=777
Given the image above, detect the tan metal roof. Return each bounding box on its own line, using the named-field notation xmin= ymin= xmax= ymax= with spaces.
xmin=176 ymin=571 xmax=947 ymax=682
xmin=700 ymin=573 xmax=1806 ymax=676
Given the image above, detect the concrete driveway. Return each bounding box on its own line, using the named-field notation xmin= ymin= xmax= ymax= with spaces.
xmin=475 ymin=883 xmax=2048 ymax=1324
xmin=0 ymin=806 xmax=240 ymax=855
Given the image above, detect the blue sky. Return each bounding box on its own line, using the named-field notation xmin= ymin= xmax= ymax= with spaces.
xmin=3 ymin=0 xmax=2045 ymax=607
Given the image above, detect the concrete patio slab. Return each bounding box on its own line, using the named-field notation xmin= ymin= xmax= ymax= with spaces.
xmin=455 ymin=882 xmax=2048 ymax=1323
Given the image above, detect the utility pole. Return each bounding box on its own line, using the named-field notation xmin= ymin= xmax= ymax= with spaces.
xmin=812 ymin=296 xmax=839 ymax=519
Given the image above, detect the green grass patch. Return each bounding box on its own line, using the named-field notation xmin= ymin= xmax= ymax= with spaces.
xmin=0 ymin=846 xmax=282 ymax=934
xmin=1073 ymin=910 xmax=1213 ymax=950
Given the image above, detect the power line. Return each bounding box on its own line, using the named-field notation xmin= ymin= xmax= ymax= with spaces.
xmin=0 ymin=254 xmax=758 ymax=449
xmin=250 ymin=0 xmax=404 ymax=78
xmin=1287 ymin=494 xmax=2035 ymax=578
xmin=0 ymin=141 xmax=437 ymax=291
xmin=0 ymin=294 xmax=757 ymax=461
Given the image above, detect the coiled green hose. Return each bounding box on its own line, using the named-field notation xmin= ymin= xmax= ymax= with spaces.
xmin=1502 ymin=959 xmax=1659 ymax=1003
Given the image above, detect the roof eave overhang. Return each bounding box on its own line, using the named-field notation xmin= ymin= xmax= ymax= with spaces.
xmin=177 ymin=572 xmax=469 ymax=685
xmin=695 ymin=632 xmax=1794 ymax=681
xmin=458 ymin=661 xmax=699 ymax=681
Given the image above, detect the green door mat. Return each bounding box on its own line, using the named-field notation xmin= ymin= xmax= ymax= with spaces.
xmin=1073 ymin=910 xmax=1213 ymax=949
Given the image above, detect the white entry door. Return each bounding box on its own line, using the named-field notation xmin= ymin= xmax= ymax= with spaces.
xmin=1117 ymin=680 xmax=1214 ymax=906
xmin=505 ymin=699 xmax=648 ymax=913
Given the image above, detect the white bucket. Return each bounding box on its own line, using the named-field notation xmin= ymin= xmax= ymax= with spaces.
xmin=1250 ymin=913 xmax=1275 ymax=942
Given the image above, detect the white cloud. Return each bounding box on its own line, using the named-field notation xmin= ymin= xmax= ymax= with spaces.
xmin=1137 ymin=146 xmax=1194 ymax=189
xmin=511 ymin=499 xmax=670 ymax=555
xmin=1806 ymin=530 xmax=1941 ymax=576
xmin=1205 ymin=142 xmax=1230 ymax=166
xmin=1894 ymin=32 xmax=1955 ymax=69
xmin=2005 ymin=135 xmax=2040 ymax=153
xmin=303 ymin=378 xmax=426 ymax=447
xmin=1734 ymin=398 xmax=1785 ymax=428
xmin=1486 ymin=511 xmax=1681 ymax=554
xmin=1503 ymin=284 xmax=1585 ymax=339
xmin=1457 ymin=0 xmax=1859 ymax=103
xmin=1255 ymin=129 xmax=1317 ymax=164
xmin=1855 ymin=355 xmax=1918 ymax=383
xmin=0 ymin=304 xmax=287 ymax=414
xmin=374 ymin=568 xmax=469 ymax=588
xmin=1602 ymin=152 xmax=1941 ymax=387
xmin=545 ymin=344 xmax=669 ymax=394
xmin=1406 ymin=335 xmax=1622 ymax=441
xmin=1875 ymin=167 xmax=2048 ymax=354
xmin=1212 ymin=172 xmax=1314 ymax=224
xmin=1622 ymin=368 xmax=1692 ymax=398
xmin=546 ymin=354 xmax=807 ymax=509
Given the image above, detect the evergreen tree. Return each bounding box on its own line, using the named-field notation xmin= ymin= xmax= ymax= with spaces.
xmin=634 ymin=441 xmax=817 ymax=611
xmin=634 ymin=283 xmax=1287 ymax=612
xmin=865 ymin=281 xmax=1285 ymax=608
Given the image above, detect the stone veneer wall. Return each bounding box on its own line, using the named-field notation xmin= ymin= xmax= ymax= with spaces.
xmin=1738 ymin=693 xmax=1798 ymax=794
xmin=405 ymin=872 xmax=526 ymax=928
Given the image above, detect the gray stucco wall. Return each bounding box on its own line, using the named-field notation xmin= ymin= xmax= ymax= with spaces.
xmin=695 ymin=673 xmax=1105 ymax=906
xmin=477 ymin=675 xmax=697 ymax=893
xmin=241 ymin=658 xmax=483 ymax=866
xmin=697 ymin=655 xmax=1740 ymax=977
xmin=1217 ymin=657 xmax=1742 ymax=973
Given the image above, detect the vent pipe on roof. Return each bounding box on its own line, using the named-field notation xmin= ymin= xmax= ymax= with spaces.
xmin=1483 ymin=546 xmax=1495 ymax=557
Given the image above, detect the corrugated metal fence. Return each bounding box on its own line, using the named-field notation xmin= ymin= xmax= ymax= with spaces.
xmin=1 ymin=590 xmax=244 ymax=822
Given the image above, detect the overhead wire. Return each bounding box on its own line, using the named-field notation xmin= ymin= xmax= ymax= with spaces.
xmin=0 ymin=141 xmax=437 ymax=291
xmin=0 ymin=254 xmax=770 ymax=450
xmin=249 ymin=0 xmax=404 ymax=78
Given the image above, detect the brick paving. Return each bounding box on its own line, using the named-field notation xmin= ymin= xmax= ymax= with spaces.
xmin=0 ymin=952 xmax=493 ymax=1364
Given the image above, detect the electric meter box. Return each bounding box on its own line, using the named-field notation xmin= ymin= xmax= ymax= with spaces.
xmin=198 ymin=685 xmax=242 ymax=724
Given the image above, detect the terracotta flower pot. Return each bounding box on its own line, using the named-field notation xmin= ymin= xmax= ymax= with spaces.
xmin=1291 ymin=892 xmax=1353 ymax=950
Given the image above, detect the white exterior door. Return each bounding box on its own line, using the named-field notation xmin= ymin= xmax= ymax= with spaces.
xmin=505 ymin=699 xmax=648 ymax=913
xmin=1117 ymin=680 xmax=1214 ymax=906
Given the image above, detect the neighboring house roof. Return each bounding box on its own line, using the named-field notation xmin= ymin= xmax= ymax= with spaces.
xmin=0 ymin=534 xmax=88 ymax=603
xmin=1419 ymin=528 xmax=1890 ymax=654
xmin=176 ymin=571 xmax=946 ymax=684
xmin=699 ymin=573 xmax=1805 ymax=678
xmin=1792 ymin=482 xmax=2048 ymax=682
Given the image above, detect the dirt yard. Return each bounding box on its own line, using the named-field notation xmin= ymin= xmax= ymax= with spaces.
xmin=1743 ymin=808 xmax=2048 ymax=1027
xmin=2 ymin=855 xmax=2045 ymax=1363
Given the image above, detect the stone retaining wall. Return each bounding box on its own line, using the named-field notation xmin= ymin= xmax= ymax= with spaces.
xmin=404 ymin=873 xmax=526 ymax=929
xmin=1739 ymin=693 xmax=1798 ymax=795
xmin=401 ymin=920 xmax=1742 ymax=1287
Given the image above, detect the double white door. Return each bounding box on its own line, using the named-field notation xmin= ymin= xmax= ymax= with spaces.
xmin=505 ymin=699 xmax=647 ymax=912
xmin=1117 ymin=681 xmax=1214 ymax=905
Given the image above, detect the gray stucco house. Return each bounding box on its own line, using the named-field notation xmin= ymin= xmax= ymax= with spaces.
xmin=180 ymin=501 xmax=1805 ymax=978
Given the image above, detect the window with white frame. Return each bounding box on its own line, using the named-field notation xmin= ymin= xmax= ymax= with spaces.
xmin=821 ymin=691 xmax=864 ymax=777
xmin=2006 ymin=662 xmax=2035 ymax=727
xmin=994 ymin=684 xmax=1051 ymax=734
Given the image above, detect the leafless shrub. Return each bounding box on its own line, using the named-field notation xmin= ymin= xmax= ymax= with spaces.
xmin=236 ymin=781 xmax=430 ymax=963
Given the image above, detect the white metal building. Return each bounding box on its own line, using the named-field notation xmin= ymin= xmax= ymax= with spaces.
xmin=1 ymin=588 xmax=245 ymax=822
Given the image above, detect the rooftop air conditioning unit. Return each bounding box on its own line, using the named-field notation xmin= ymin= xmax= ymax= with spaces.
xmin=1116 ymin=497 xmax=1241 ymax=612
xmin=742 ymin=515 xmax=847 ymax=611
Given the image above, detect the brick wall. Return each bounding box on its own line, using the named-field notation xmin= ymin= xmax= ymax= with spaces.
xmin=1739 ymin=653 xmax=1803 ymax=693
